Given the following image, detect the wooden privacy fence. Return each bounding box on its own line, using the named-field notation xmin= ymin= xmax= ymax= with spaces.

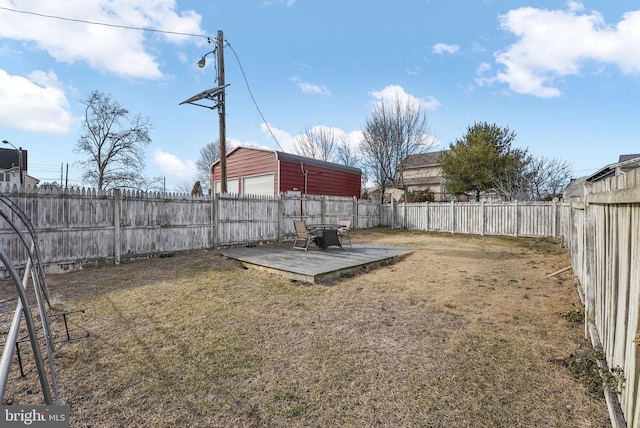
xmin=0 ymin=187 xmax=214 ymax=270
xmin=0 ymin=188 xmax=569 ymax=270
xmin=564 ymin=169 xmax=640 ymax=428
xmin=0 ymin=188 xmax=369 ymax=269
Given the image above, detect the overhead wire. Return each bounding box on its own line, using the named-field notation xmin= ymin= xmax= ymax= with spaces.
xmin=0 ymin=6 xmax=209 ymax=40
xmin=224 ymin=41 xmax=284 ymax=151
xmin=0 ymin=5 xmax=285 ymax=151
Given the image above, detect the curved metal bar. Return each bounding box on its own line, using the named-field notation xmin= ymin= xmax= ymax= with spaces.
xmin=0 ymin=249 xmax=52 ymax=404
xmin=0 ymin=200 xmax=59 ymax=403
xmin=0 ymin=193 xmax=51 ymax=305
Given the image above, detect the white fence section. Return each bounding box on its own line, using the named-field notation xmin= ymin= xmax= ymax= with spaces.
xmin=382 ymin=200 xmax=562 ymax=237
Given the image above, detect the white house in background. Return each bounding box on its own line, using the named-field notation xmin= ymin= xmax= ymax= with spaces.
xmin=0 ymin=147 xmax=40 ymax=188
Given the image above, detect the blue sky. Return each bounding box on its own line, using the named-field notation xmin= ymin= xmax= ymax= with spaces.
xmin=1 ymin=0 xmax=639 ymax=191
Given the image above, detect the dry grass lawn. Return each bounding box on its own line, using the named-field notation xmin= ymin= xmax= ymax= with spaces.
xmin=1 ymin=229 xmax=610 ymax=427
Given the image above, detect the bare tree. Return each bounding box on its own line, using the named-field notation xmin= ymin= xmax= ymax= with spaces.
xmin=294 ymin=125 xmax=338 ymax=162
xmin=75 ymin=90 xmax=152 ymax=191
xmin=361 ymin=95 xmax=433 ymax=198
xmin=524 ymin=156 xmax=572 ymax=200
xmin=335 ymin=136 xmax=358 ymax=167
xmin=483 ymin=153 xmax=572 ymax=201
xmin=196 ymin=141 xmax=220 ymax=194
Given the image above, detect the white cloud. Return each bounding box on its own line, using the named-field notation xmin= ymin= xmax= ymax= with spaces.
xmin=405 ymin=65 xmax=421 ymax=75
xmin=262 ymin=0 xmax=297 ymax=7
xmin=492 ymin=3 xmax=640 ymax=97
xmin=0 ymin=69 xmax=73 ymax=133
xmin=290 ymin=76 xmax=331 ymax=96
xmin=260 ymin=123 xmax=297 ymax=152
xmin=369 ymin=85 xmax=440 ymax=110
xmin=432 ymin=43 xmax=460 ymax=55
xmin=153 ymin=149 xmax=196 ymax=178
xmin=0 ymin=0 xmax=204 ymax=79
xmin=259 ymin=123 xmax=361 ymax=155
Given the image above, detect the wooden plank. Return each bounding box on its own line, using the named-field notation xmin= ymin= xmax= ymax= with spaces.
xmin=588 ymin=187 xmax=640 ymax=205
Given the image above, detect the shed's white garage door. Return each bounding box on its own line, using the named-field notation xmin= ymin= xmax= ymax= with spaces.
xmin=213 ymin=178 xmax=239 ymax=194
xmin=243 ymin=173 xmax=274 ymax=195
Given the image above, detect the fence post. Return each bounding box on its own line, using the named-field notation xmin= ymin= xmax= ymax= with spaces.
xmin=390 ymin=198 xmax=395 ymax=229
xmin=481 ymin=201 xmax=485 ymax=236
xmin=209 ymin=196 xmax=216 ymax=248
xmin=514 ymin=200 xmax=519 ymax=237
xmin=552 ymin=198 xmax=558 ymax=237
xmin=450 ymin=200 xmax=455 ymax=234
xmin=321 ymin=195 xmax=326 ymax=224
xmin=425 ymin=201 xmax=430 ymax=231
xmin=113 ymin=189 xmax=121 ymax=265
xmin=213 ymin=193 xmax=219 ymax=248
xmin=352 ymin=196 xmax=357 ymax=230
xmin=278 ymin=195 xmax=284 ymax=241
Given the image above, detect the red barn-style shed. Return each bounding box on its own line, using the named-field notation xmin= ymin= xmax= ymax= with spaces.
xmin=211 ymin=146 xmax=361 ymax=198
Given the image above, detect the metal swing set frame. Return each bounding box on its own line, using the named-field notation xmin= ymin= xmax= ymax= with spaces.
xmin=0 ymin=192 xmax=86 ymax=405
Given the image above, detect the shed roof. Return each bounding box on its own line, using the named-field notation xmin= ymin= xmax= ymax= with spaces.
xmin=217 ymin=146 xmax=361 ymax=175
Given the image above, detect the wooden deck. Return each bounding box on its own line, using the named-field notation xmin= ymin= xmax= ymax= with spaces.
xmin=219 ymin=242 xmax=414 ymax=284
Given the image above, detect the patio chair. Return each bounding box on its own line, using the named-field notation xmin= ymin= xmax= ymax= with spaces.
xmin=292 ymin=220 xmax=318 ymax=251
xmin=337 ymin=220 xmax=352 ymax=248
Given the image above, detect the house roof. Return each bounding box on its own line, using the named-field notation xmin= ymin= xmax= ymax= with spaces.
xmin=402 ymin=150 xmax=447 ymax=169
xmin=619 ymin=154 xmax=640 ymax=162
xmin=586 ymin=154 xmax=640 ymax=182
xmin=216 ymin=146 xmax=362 ymax=175
xmin=403 ymin=176 xmax=444 ymax=186
xmin=562 ymin=177 xmax=587 ymax=199
xmin=0 ymin=147 xmax=27 ymax=171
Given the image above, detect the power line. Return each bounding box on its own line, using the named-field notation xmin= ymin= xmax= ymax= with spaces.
xmin=0 ymin=6 xmax=209 ymax=40
xmin=1 ymin=5 xmax=284 ymax=152
xmin=224 ymin=41 xmax=285 ymax=151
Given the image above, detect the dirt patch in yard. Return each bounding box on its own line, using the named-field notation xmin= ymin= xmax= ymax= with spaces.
xmin=1 ymin=229 xmax=610 ymax=427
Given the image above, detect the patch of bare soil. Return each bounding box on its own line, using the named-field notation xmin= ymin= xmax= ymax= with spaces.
xmin=0 ymin=230 xmax=610 ymax=427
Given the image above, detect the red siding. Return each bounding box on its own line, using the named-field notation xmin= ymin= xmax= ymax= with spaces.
xmin=212 ymin=148 xmax=278 ymax=194
xmin=212 ymin=147 xmax=361 ymax=198
xmin=280 ymin=161 xmax=360 ymax=198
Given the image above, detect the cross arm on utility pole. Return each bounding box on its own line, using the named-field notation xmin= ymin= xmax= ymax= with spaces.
xmin=179 ymin=29 xmax=228 ymax=194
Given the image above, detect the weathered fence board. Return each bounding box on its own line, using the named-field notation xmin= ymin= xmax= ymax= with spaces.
xmin=562 ymin=168 xmax=640 ymax=428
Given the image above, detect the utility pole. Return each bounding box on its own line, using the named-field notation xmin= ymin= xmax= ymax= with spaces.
xmin=217 ymin=30 xmax=227 ymax=194
xmin=180 ymin=29 xmax=230 ymax=195
xmin=18 ymin=147 xmax=23 ymax=185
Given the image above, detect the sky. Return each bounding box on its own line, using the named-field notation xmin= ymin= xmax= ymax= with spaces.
xmin=0 ymin=0 xmax=639 ymax=192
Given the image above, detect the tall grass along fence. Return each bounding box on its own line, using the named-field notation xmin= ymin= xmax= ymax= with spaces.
xmin=564 ymin=168 xmax=640 ymax=428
